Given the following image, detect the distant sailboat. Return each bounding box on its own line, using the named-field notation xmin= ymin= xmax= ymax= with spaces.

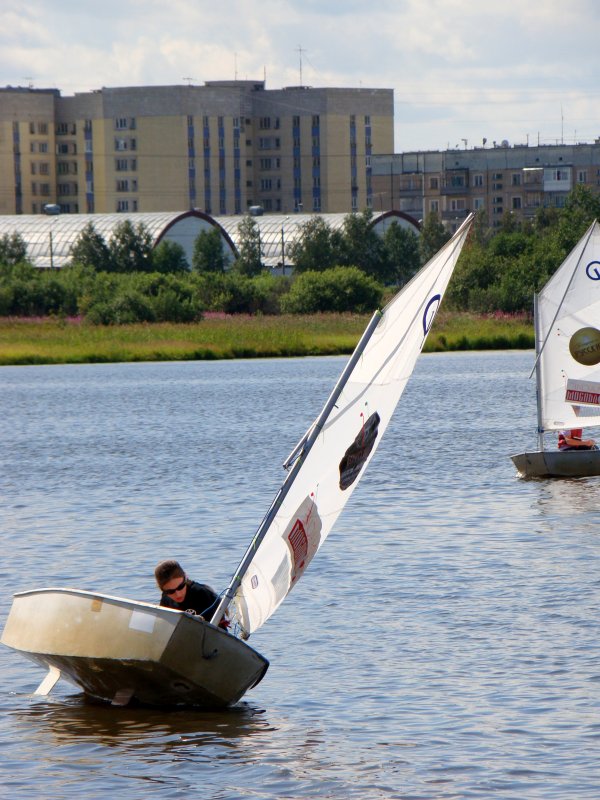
xmin=2 ymin=214 xmax=474 ymax=707
xmin=511 ymin=220 xmax=600 ymax=478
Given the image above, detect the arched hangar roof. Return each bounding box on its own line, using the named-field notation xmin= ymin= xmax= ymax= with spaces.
xmin=214 ymin=210 xmax=420 ymax=268
xmin=0 ymin=210 xmax=237 ymax=269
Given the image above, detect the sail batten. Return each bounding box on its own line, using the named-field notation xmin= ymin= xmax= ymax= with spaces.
xmin=215 ymin=214 xmax=474 ymax=638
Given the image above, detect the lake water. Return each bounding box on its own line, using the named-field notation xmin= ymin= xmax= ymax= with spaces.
xmin=1 ymin=352 xmax=599 ymax=799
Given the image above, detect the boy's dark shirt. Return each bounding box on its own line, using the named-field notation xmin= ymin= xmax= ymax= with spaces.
xmin=160 ymin=580 xmax=218 ymax=620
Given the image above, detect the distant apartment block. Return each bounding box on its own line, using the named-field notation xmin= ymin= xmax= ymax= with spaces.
xmin=372 ymin=143 xmax=600 ymax=231
xmin=0 ymin=81 xmax=394 ymax=217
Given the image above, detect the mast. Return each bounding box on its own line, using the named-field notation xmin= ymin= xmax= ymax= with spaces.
xmin=210 ymin=309 xmax=383 ymax=629
xmin=533 ymin=293 xmax=544 ymax=451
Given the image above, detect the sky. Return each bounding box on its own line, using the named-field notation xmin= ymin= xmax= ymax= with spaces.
xmin=3 ymin=0 xmax=600 ymax=153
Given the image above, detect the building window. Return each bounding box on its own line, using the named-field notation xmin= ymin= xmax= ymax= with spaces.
xmin=430 ymin=199 xmax=439 ymax=212
xmin=117 ymin=200 xmax=129 ymax=211
xmin=473 ymin=197 xmax=484 ymax=210
xmin=429 ymin=177 xmax=439 ymax=190
xmin=548 ymin=168 xmax=569 ymax=182
xmin=512 ymin=196 xmax=522 ymax=209
xmin=511 ymin=173 xmax=521 ymax=186
xmin=115 ymin=118 xmax=128 ymax=129
xmin=473 ymin=174 xmax=483 ymax=187
xmin=578 ymin=170 xmax=587 ymax=183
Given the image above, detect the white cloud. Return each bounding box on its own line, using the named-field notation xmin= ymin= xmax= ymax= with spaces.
xmin=2 ymin=0 xmax=600 ymax=151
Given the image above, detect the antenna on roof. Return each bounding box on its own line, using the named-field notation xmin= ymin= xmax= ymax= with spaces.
xmin=182 ymin=77 xmax=197 ymax=86
xmin=296 ymin=45 xmax=305 ymax=85
xmin=234 ymin=52 xmax=238 ymax=81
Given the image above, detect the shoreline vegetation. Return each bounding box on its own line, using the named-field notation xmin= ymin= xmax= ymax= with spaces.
xmin=0 ymin=311 xmax=534 ymax=366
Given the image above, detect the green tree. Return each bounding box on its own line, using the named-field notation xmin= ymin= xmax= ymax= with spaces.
xmin=338 ymin=209 xmax=392 ymax=282
xmin=419 ymin=211 xmax=450 ymax=265
xmin=192 ymin=227 xmax=227 ymax=273
xmin=152 ymin=239 xmax=189 ymax=273
xmin=287 ymin=216 xmax=343 ymax=272
xmin=69 ymin=223 xmax=113 ymax=271
xmin=108 ymin=220 xmax=153 ymax=272
xmin=382 ymin=223 xmax=420 ymax=286
xmin=553 ymin=184 xmax=600 ymax=253
xmin=234 ymin=216 xmax=263 ymax=276
xmin=0 ymin=232 xmax=28 ymax=266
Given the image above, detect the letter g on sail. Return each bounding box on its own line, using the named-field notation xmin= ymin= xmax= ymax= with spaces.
xmin=586 ymin=261 xmax=600 ymax=280
xmin=423 ymin=294 xmax=441 ymax=335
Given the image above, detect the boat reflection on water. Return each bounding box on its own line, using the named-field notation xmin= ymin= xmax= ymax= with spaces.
xmin=535 ymin=474 xmax=600 ymax=519
xmin=8 ymin=695 xmax=273 ymax=751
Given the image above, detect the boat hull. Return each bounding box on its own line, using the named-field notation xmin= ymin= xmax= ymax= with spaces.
xmin=511 ymin=449 xmax=600 ymax=479
xmin=0 ymin=588 xmax=268 ymax=707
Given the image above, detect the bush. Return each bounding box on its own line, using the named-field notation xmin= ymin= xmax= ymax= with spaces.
xmin=86 ymin=290 xmax=156 ymax=325
xmin=281 ymin=266 xmax=383 ymax=314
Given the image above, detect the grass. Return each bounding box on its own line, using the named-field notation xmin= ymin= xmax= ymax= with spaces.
xmin=0 ymin=311 xmax=534 ymax=366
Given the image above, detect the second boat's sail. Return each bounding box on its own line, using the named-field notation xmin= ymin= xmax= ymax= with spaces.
xmin=537 ymin=219 xmax=600 ymax=432
xmin=212 ymin=214 xmax=474 ymax=638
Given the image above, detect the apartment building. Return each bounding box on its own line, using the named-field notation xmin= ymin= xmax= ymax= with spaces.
xmin=0 ymin=82 xmax=393 ymax=217
xmin=372 ymin=142 xmax=600 ymax=231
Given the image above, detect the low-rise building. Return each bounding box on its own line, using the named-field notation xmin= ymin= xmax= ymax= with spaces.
xmin=372 ymin=141 xmax=600 ymax=231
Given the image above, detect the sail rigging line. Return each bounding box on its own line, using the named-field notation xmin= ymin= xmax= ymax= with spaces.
xmin=528 ymin=220 xmax=597 ymax=380
xmin=209 ymin=308 xmax=384 ymax=630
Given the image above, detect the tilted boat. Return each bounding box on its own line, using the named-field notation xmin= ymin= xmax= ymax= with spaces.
xmin=511 ymin=220 xmax=600 ymax=479
xmin=1 ymin=214 xmax=474 ymax=707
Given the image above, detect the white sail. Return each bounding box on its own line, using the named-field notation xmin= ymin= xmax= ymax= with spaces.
xmin=215 ymin=214 xmax=474 ymax=638
xmin=537 ymin=220 xmax=600 ymax=432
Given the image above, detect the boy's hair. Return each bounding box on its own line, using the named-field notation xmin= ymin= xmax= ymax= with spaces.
xmin=154 ymin=559 xmax=185 ymax=588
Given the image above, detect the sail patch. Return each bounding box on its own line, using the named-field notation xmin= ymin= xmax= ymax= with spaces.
xmin=565 ymin=378 xmax=600 ymax=406
xmin=339 ymin=411 xmax=381 ymax=490
xmin=283 ymin=496 xmax=322 ymax=590
xmin=569 ymin=327 xmax=600 ymax=366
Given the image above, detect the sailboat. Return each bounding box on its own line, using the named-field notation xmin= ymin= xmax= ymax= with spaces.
xmin=1 ymin=214 xmax=474 ymax=708
xmin=511 ymin=220 xmax=600 ymax=478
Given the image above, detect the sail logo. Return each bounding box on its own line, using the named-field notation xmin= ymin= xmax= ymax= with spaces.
xmin=339 ymin=411 xmax=381 ymax=490
xmin=569 ymin=327 xmax=600 ymax=366
xmin=565 ymin=378 xmax=600 ymax=406
xmin=423 ymin=294 xmax=441 ymax=335
xmin=586 ymin=261 xmax=600 ymax=280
